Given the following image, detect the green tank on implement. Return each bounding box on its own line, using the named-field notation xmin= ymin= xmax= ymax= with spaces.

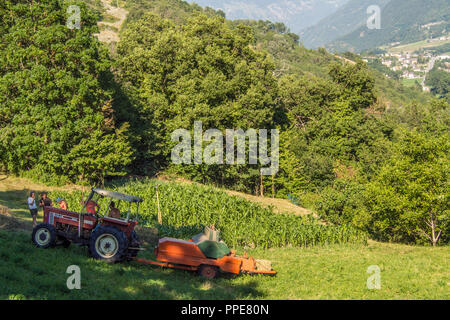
xmin=135 ymin=225 xmax=277 ymax=279
xmin=191 ymin=226 xmax=230 ymax=259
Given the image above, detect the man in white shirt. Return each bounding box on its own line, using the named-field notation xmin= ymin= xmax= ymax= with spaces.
xmin=28 ymin=191 xmax=38 ymax=227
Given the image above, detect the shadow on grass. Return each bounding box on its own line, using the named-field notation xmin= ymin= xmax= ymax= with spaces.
xmin=116 ymin=262 xmax=263 ymax=300
xmin=0 ymin=230 xmax=265 ymax=300
xmin=0 ymin=185 xmax=266 ymax=299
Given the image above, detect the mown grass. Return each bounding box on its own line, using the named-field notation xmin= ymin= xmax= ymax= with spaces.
xmin=0 ymin=230 xmax=262 ymax=300
xmin=0 ymin=230 xmax=448 ymax=300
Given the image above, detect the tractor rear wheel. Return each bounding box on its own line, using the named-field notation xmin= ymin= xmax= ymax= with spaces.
xmin=89 ymin=225 xmax=128 ymax=263
xmin=32 ymin=223 xmax=57 ymax=248
xmin=198 ymin=265 xmax=219 ymax=279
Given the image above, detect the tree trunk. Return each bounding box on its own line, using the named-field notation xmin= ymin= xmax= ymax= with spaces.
xmin=260 ymin=173 xmax=264 ymax=197
xmin=156 ymin=185 xmax=162 ymax=225
xmin=272 ymin=174 xmax=275 ymax=198
xmin=429 ymin=212 xmax=441 ymax=246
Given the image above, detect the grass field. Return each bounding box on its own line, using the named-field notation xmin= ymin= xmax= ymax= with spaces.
xmin=1 ymin=230 xmax=448 ymax=300
xmin=401 ymin=78 xmax=423 ymax=87
xmin=0 ymin=176 xmax=449 ymax=300
xmin=387 ymin=38 xmax=450 ymax=54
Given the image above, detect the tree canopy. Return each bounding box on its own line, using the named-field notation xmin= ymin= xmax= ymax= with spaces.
xmin=0 ymin=0 xmax=132 ymax=184
xmin=116 ymin=12 xmax=280 ymax=188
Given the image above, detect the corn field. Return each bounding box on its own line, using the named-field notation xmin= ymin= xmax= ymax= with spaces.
xmin=49 ymin=179 xmax=368 ymax=248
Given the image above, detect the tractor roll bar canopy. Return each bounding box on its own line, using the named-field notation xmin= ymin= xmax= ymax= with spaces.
xmin=92 ymin=188 xmax=143 ymax=203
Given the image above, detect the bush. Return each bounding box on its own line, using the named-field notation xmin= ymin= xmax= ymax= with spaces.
xmin=315 ymin=179 xmax=365 ymax=225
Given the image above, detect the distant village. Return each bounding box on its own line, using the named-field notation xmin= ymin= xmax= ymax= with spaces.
xmin=363 ymin=35 xmax=450 ymax=91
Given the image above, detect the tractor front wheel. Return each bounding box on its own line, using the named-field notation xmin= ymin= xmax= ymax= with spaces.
xmin=89 ymin=226 xmax=128 ymax=263
xmin=32 ymin=223 xmax=57 ymax=248
xmin=198 ymin=265 xmax=219 ymax=279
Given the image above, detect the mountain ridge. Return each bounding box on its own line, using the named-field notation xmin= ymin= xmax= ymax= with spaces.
xmin=328 ymin=0 xmax=450 ymax=52
xmin=185 ymin=0 xmax=349 ymax=33
xmin=299 ymin=0 xmax=391 ymax=49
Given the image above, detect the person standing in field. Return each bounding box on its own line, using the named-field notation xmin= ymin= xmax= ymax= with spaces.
xmin=27 ymin=191 xmax=38 ymax=227
xmin=39 ymin=192 xmax=53 ymax=210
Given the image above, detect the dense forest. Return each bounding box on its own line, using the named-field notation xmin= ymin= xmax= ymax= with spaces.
xmin=0 ymin=0 xmax=448 ymax=246
xmin=426 ymin=59 xmax=450 ymax=101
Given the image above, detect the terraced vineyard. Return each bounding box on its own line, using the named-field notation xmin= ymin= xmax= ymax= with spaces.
xmin=48 ymin=179 xmax=367 ymax=248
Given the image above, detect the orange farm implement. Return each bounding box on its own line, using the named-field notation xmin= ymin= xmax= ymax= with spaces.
xmin=135 ymin=232 xmax=277 ymax=279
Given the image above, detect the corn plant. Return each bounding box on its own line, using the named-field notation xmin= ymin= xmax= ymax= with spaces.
xmin=49 ymin=179 xmax=368 ymax=248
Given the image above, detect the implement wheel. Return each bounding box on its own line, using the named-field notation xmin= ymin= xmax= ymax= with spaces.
xmin=198 ymin=265 xmax=219 ymax=279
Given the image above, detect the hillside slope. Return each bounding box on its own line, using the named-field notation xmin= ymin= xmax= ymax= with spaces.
xmin=0 ymin=175 xmax=310 ymax=219
xmin=95 ymin=0 xmax=129 ymax=43
xmin=300 ymin=0 xmax=390 ymax=49
xmin=114 ymin=0 xmax=431 ymax=109
xmin=234 ymin=20 xmax=431 ymax=108
xmin=329 ymin=0 xmax=450 ymax=52
xmin=158 ymin=176 xmax=313 ymax=216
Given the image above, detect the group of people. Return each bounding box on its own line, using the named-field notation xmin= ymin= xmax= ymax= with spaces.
xmin=83 ymin=200 xmax=120 ymax=218
xmin=27 ymin=192 xmax=122 ymax=227
xmin=27 ymin=192 xmax=67 ymax=227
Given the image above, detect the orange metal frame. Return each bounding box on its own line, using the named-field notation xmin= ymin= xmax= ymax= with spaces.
xmin=136 ymin=237 xmax=276 ymax=276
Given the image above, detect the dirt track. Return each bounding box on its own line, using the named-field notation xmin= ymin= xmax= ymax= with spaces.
xmin=0 ymin=210 xmax=32 ymax=233
xmin=95 ymin=0 xmax=128 ymax=43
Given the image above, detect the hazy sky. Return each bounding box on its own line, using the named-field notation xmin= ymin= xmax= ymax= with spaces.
xmin=185 ymin=0 xmax=350 ymax=32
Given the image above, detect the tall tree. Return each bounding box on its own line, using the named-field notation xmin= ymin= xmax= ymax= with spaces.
xmin=116 ymin=12 xmax=280 ymax=188
xmin=0 ymin=0 xmax=132 ymax=184
xmin=360 ymin=130 xmax=449 ymax=245
xmin=277 ymin=64 xmax=387 ymax=190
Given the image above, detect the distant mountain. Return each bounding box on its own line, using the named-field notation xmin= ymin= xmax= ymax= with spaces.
xmin=185 ymin=0 xmax=349 ymax=33
xmin=299 ymin=0 xmax=391 ymax=49
xmin=328 ymin=0 xmax=450 ymax=52
xmin=120 ymin=0 xmax=430 ymax=108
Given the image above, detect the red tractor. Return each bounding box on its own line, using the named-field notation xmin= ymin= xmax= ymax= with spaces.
xmin=32 ymin=188 xmax=142 ymax=263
